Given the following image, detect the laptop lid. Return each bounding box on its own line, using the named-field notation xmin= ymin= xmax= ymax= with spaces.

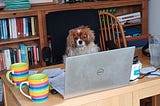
xmin=64 ymin=46 xmax=135 ymax=99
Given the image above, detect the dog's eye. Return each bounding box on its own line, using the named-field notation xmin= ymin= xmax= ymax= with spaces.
xmin=83 ymin=35 xmax=87 ymax=39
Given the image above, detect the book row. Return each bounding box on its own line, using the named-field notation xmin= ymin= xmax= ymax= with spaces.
xmin=0 ymin=43 xmax=39 ymax=70
xmin=0 ymin=16 xmax=36 ymax=40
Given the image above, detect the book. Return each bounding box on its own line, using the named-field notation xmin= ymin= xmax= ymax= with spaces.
xmin=3 ymin=49 xmax=11 ymax=70
xmin=9 ymin=48 xmax=15 ymax=64
xmin=16 ymin=18 xmax=21 ymax=38
xmin=33 ymin=45 xmax=38 ymax=65
xmin=19 ymin=44 xmax=27 ymax=63
xmin=19 ymin=18 xmax=24 ymax=37
xmin=0 ymin=20 xmax=2 ymax=40
xmin=0 ymin=49 xmax=4 ymax=70
xmin=36 ymin=47 xmax=39 ymax=62
xmin=17 ymin=49 xmax=22 ymax=62
xmin=12 ymin=18 xmax=18 ymax=39
xmin=25 ymin=17 xmax=29 ymax=37
xmin=27 ymin=46 xmax=34 ymax=66
xmin=31 ymin=17 xmax=36 ymax=36
xmin=117 ymin=12 xmax=141 ymax=23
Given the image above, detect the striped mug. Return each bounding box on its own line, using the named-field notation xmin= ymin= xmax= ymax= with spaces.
xmin=19 ymin=73 xmax=49 ymax=103
xmin=6 ymin=62 xmax=29 ymax=88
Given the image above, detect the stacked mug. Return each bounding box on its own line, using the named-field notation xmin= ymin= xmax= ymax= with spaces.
xmin=6 ymin=62 xmax=29 ymax=88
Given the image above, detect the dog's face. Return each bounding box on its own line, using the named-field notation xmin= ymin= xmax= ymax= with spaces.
xmin=67 ymin=26 xmax=95 ymax=48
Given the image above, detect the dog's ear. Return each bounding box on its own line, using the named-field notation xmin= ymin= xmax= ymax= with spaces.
xmin=87 ymin=29 xmax=95 ymax=42
xmin=67 ymin=30 xmax=76 ymax=47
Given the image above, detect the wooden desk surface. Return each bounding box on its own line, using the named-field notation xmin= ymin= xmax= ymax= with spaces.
xmin=1 ymin=48 xmax=160 ymax=106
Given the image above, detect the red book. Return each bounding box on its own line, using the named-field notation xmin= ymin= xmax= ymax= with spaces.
xmin=19 ymin=18 xmax=24 ymax=37
xmin=16 ymin=18 xmax=21 ymax=38
xmin=33 ymin=45 xmax=37 ymax=65
xmin=0 ymin=51 xmax=4 ymax=70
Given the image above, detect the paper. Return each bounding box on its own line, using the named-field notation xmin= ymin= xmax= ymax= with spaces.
xmin=29 ymin=70 xmax=38 ymax=75
xmin=42 ymin=68 xmax=65 ymax=96
xmin=42 ymin=68 xmax=64 ymax=78
xmin=49 ymin=72 xmax=65 ymax=96
xmin=140 ymin=66 xmax=160 ymax=78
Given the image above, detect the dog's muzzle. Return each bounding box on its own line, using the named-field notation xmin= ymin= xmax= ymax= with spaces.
xmin=76 ymin=39 xmax=85 ymax=47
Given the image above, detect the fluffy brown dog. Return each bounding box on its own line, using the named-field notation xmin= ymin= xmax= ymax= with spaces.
xmin=63 ymin=26 xmax=99 ymax=62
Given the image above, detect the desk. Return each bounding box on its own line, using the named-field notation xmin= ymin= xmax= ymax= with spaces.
xmin=1 ymin=49 xmax=160 ymax=106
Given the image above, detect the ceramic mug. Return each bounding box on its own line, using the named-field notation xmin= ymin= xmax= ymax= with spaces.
xmin=19 ymin=73 xmax=49 ymax=103
xmin=6 ymin=62 xmax=29 ymax=88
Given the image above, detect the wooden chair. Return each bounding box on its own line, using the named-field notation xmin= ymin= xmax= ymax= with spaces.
xmin=98 ymin=12 xmax=127 ymax=51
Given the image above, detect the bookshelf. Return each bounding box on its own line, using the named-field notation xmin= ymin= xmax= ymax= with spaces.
xmin=0 ymin=0 xmax=149 ymax=69
xmin=0 ymin=0 xmax=149 ymax=105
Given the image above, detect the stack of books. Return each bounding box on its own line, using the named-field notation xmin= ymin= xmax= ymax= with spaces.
xmin=4 ymin=0 xmax=30 ymax=10
xmin=116 ymin=12 xmax=141 ymax=25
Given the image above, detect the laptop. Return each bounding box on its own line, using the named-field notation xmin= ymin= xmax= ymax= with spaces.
xmin=50 ymin=46 xmax=135 ymax=99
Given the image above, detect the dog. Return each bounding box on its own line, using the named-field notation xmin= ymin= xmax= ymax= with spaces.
xmin=63 ymin=26 xmax=99 ymax=62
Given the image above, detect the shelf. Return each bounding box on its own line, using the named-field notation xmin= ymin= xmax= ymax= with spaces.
xmin=0 ymin=36 xmax=40 ymax=45
xmin=34 ymin=0 xmax=142 ymax=14
xmin=123 ymin=22 xmax=141 ymax=27
xmin=126 ymin=34 xmax=149 ymax=42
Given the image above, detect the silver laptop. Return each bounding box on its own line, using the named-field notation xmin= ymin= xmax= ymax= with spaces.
xmin=51 ymin=46 xmax=135 ymax=99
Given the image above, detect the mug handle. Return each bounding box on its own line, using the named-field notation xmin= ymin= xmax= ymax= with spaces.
xmin=6 ymin=70 xmax=16 ymax=86
xmin=19 ymin=81 xmax=32 ymax=100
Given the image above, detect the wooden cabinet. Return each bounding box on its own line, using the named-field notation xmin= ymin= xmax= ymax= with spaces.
xmin=0 ymin=0 xmax=149 ymax=69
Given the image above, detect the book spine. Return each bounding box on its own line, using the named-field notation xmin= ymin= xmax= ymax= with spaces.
xmin=17 ymin=49 xmax=21 ymax=62
xmin=117 ymin=12 xmax=141 ymax=22
xmin=9 ymin=48 xmax=15 ymax=64
xmin=19 ymin=18 xmax=24 ymax=38
xmin=3 ymin=49 xmax=11 ymax=70
xmin=12 ymin=18 xmax=17 ymax=39
xmin=25 ymin=17 xmax=29 ymax=37
xmin=23 ymin=17 xmax=26 ymax=37
xmin=31 ymin=17 xmax=36 ymax=36
xmin=0 ymin=20 xmax=2 ymax=40
xmin=36 ymin=47 xmax=39 ymax=62
xmin=19 ymin=44 xmax=27 ymax=63
xmin=0 ymin=51 xmax=4 ymax=70
xmin=8 ymin=18 xmax=13 ymax=39
xmin=16 ymin=18 xmax=21 ymax=38
xmin=33 ymin=45 xmax=38 ymax=65
xmin=27 ymin=46 xmax=33 ymax=66
xmin=1 ymin=19 xmax=5 ymax=40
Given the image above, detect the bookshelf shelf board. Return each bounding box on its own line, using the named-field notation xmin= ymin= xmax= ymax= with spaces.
xmin=123 ymin=22 xmax=142 ymax=27
xmin=0 ymin=36 xmax=40 ymax=45
xmin=0 ymin=10 xmax=38 ymax=19
xmin=40 ymin=1 xmax=142 ymax=13
xmin=126 ymin=34 xmax=149 ymax=42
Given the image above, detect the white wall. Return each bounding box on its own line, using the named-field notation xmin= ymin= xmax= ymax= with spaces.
xmin=149 ymin=0 xmax=160 ymax=35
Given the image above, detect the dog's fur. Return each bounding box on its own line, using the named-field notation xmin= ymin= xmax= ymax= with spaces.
xmin=63 ymin=26 xmax=99 ymax=62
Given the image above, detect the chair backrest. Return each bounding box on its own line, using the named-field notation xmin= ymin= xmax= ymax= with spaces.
xmin=98 ymin=12 xmax=127 ymax=51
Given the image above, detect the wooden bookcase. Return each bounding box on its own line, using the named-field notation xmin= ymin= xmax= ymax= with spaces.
xmin=0 ymin=0 xmax=150 ymax=105
xmin=0 ymin=0 xmax=149 ymax=69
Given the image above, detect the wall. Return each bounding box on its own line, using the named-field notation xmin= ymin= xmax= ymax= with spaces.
xmin=149 ymin=0 xmax=160 ymax=35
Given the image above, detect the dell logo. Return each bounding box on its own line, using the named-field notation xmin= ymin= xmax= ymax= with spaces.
xmin=97 ymin=68 xmax=104 ymax=75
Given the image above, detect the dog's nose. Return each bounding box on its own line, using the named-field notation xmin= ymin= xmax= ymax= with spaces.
xmin=78 ymin=40 xmax=82 ymax=44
